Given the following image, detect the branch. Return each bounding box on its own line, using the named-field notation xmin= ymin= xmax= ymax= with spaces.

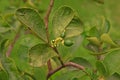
xmin=44 ymin=0 xmax=54 ymax=43
xmin=6 ymin=32 xmax=20 ymax=57
xmin=47 ymin=62 xmax=85 ymax=79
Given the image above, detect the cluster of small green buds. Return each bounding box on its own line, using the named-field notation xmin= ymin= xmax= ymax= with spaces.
xmin=51 ymin=37 xmax=63 ymax=47
xmin=51 ymin=30 xmax=74 ymax=47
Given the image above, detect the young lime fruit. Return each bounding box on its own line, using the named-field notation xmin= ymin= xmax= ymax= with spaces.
xmin=60 ymin=31 xmax=66 ymax=38
xmin=64 ymin=39 xmax=73 ymax=47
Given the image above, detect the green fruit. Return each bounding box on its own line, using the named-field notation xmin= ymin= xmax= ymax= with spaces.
xmin=64 ymin=39 xmax=73 ymax=47
xmin=51 ymin=40 xmax=55 ymax=43
xmin=60 ymin=31 xmax=66 ymax=38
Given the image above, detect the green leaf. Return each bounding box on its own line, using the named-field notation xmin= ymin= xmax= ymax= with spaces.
xmin=0 ymin=39 xmax=9 ymax=53
xmin=10 ymin=34 xmax=44 ymax=74
xmin=29 ymin=44 xmax=56 ymax=67
xmin=70 ymin=57 xmax=92 ymax=68
xmin=96 ymin=61 xmax=109 ymax=76
xmin=0 ymin=30 xmax=15 ymax=41
xmin=0 ymin=60 xmax=5 ymax=71
xmin=21 ymin=74 xmax=33 ymax=80
xmin=15 ymin=8 xmax=47 ymax=42
xmin=104 ymin=50 xmax=120 ymax=75
xmin=106 ymin=73 xmax=120 ymax=80
xmin=10 ymin=44 xmax=32 ymax=74
xmin=18 ymin=34 xmax=44 ymax=48
xmin=100 ymin=33 xmax=118 ymax=47
xmin=52 ymin=70 xmax=84 ymax=80
xmin=85 ymin=68 xmax=98 ymax=80
xmin=0 ymin=71 xmax=8 ymax=80
xmin=1 ymin=57 xmax=22 ymax=80
xmin=51 ymin=57 xmax=62 ymax=67
xmin=79 ymin=75 xmax=91 ymax=80
xmin=0 ymin=27 xmax=10 ymax=33
xmin=103 ymin=19 xmax=110 ymax=33
xmin=53 ymin=6 xmax=74 ymax=37
xmin=72 ymin=78 xmax=78 ymax=80
xmin=88 ymin=26 xmax=99 ymax=37
xmin=65 ymin=16 xmax=83 ymax=38
xmin=33 ymin=66 xmax=47 ymax=80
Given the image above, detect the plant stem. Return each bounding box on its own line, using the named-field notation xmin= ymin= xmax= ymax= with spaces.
xmin=6 ymin=31 xmax=20 ymax=57
xmin=97 ymin=45 xmax=103 ymax=60
xmin=47 ymin=62 xmax=85 ymax=79
xmin=52 ymin=47 xmax=64 ymax=65
xmin=44 ymin=0 xmax=64 ymax=72
xmin=44 ymin=0 xmax=54 ymax=43
xmin=47 ymin=59 xmax=53 ymax=72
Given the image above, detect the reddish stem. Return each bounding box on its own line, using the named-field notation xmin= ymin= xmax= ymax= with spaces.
xmin=6 ymin=32 xmax=20 ymax=57
xmin=47 ymin=62 xmax=85 ymax=79
xmin=47 ymin=59 xmax=53 ymax=72
xmin=44 ymin=0 xmax=54 ymax=43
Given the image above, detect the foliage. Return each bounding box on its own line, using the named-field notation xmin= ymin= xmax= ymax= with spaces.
xmin=0 ymin=0 xmax=120 ymax=80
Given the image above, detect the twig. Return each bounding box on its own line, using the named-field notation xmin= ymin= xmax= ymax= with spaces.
xmin=44 ymin=0 xmax=54 ymax=43
xmin=47 ymin=62 xmax=85 ymax=79
xmin=97 ymin=45 xmax=103 ymax=60
xmin=6 ymin=32 xmax=20 ymax=57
